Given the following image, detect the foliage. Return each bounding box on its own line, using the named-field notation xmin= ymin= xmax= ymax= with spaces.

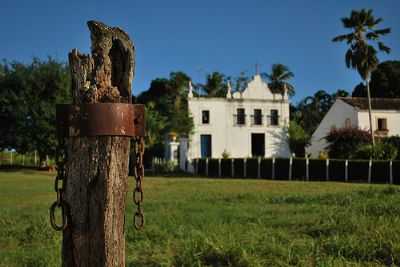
xmin=199 ymin=72 xmax=228 ymax=97
xmin=0 ymin=58 xmax=70 ymax=162
xmin=152 ymin=158 xmax=178 ymax=174
xmin=352 ymin=60 xmax=400 ymax=98
xmin=231 ymin=71 xmax=250 ymax=92
xmin=382 ymin=135 xmax=400 ymax=159
xmin=325 ymin=127 xmax=371 ymax=159
xmin=262 ymin=63 xmax=295 ymax=96
xmin=137 ymin=71 xmax=194 ymax=145
xmin=291 ymin=89 xmax=349 ymax=135
xmin=332 ymin=9 xmax=391 ymax=81
xmin=355 ymin=142 xmax=398 ymax=160
xmin=221 ymin=149 xmax=230 ymax=159
xmin=2 ymin=171 xmax=400 ymax=266
xmin=143 ymin=102 xmax=167 ymax=147
xmin=286 ymin=121 xmax=310 ymax=157
xmin=333 ymin=9 xmax=391 ymax=145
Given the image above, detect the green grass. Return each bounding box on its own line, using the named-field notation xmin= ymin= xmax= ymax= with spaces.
xmin=1 ymin=171 xmax=400 ymax=266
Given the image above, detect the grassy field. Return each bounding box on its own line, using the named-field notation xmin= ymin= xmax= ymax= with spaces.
xmin=0 ymin=171 xmax=400 ymax=267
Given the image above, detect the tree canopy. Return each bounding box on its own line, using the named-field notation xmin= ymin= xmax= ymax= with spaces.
xmin=262 ymin=64 xmax=295 ymax=96
xmin=136 ymin=71 xmax=194 ymax=157
xmin=291 ymin=89 xmax=349 ymax=135
xmin=199 ymin=72 xmax=228 ymax=97
xmin=0 ymin=58 xmax=71 ymax=161
xmin=352 ymin=60 xmax=400 ymax=98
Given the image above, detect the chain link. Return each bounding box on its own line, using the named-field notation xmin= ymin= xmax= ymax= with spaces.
xmin=49 ymin=135 xmax=69 ymax=231
xmin=50 ymin=121 xmax=144 ymax=231
xmin=133 ymin=136 xmax=145 ymax=230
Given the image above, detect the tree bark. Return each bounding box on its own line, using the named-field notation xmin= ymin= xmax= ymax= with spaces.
xmin=366 ymin=79 xmax=375 ymax=147
xmin=62 ymin=21 xmax=135 ymax=267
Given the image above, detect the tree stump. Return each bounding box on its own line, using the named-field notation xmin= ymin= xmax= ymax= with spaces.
xmin=63 ymin=21 xmax=135 ymax=267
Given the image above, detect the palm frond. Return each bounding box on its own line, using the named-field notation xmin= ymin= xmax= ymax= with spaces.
xmin=366 ymin=32 xmax=378 ymax=40
xmin=341 ymin=17 xmax=353 ymax=28
xmin=332 ymin=33 xmax=353 ymax=42
xmin=345 ymin=49 xmax=353 ymax=69
xmin=378 ymin=42 xmax=391 ymax=53
xmin=374 ymin=28 xmax=391 ymax=36
xmin=374 ymin=17 xmax=383 ymax=26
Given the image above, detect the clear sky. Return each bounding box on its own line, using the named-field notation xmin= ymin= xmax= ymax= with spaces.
xmin=1 ymin=0 xmax=399 ymax=103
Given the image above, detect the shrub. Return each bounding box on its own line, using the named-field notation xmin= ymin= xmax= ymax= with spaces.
xmin=221 ymin=150 xmax=230 ymax=159
xmin=383 ymin=136 xmax=400 ymax=159
xmin=287 ymin=121 xmax=310 ymax=157
xmin=354 ymin=142 xmax=398 ymax=160
xmin=325 ymin=127 xmax=371 ymax=159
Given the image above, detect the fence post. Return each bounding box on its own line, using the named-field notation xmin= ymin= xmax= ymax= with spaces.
xmin=345 ymin=160 xmax=348 ymax=182
xmin=326 ymin=159 xmax=329 ymax=181
xmin=243 ymin=158 xmax=247 ymax=178
xmin=257 ymin=157 xmax=261 ymax=179
xmin=59 ymin=21 xmax=138 ymax=266
xmin=206 ymin=158 xmax=209 ymax=177
xmin=231 ymin=159 xmax=235 ymax=178
xmin=34 ymin=151 xmax=37 ymax=166
xmin=218 ymin=158 xmax=221 ymax=177
xmin=22 ymin=154 xmax=25 ymax=166
xmin=288 ymin=157 xmax=292 ymax=180
xmin=368 ymin=160 xmax=372 ymax=184
xmin=10 ymin=151 xmax=13 ymax=166
xmin=306 ymin=157 xmax=309 ymax=181
xmin=272 ymin=157 xmax=275 ymax=179
xmin=390 ymin=160 xmax=393 ymax=185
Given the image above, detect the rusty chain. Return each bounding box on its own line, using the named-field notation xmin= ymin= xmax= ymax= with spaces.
xmin=49 ymin=134 xmax=69 ymax=231
xmin=133 ymin=136 xmax=145 ymax=230
xmin=50 ymin=112 xmax=144 ymax=231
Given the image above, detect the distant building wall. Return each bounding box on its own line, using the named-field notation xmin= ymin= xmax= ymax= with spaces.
xmin=184 ymin=74 xmax=291 ymax=166
xmin=307 ymin=99 xmax=358 ymax=158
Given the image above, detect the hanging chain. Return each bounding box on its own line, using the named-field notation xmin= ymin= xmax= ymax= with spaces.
xmin=49 ymin=134 xmax=69 ymax=231
xmin=133 ymin=136 xmax=145 ymax=230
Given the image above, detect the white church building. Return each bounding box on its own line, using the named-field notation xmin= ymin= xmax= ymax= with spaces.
xmin=165 ymin=74 xmax=291 ymax=171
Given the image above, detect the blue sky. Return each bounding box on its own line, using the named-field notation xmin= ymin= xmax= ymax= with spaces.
xmin=1 ymin=0 xmax=399 ymax=103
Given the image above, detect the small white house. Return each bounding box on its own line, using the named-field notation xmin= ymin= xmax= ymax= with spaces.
xmin=307 ymin=97 xmax=400 ymax=158
xmin=171 ymin=74 xmax=291 ymax=171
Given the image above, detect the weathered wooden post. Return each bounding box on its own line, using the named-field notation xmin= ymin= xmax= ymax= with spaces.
xmin=49 ymin=21 xmax=145 ymax=267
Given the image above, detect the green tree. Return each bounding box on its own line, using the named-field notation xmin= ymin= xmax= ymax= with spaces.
xmin=201 ymin=72 xmax=227 ymax=97
xmin=292 ymin=89 xmax=348 ymax=135
xmin=144 ymin=102 xmax=167 ymax=147
xmin=231 ymin=71 xmax=250 ymax=92
xmin=0 ymin=58 xmax=70 ymax=163
xmin=286 ymin=121 xmax=310 ymax=157
xmin=333 ymin=8 xmax=391 ymax=146
xmin=352 ymin=60 xmax=400 ymax=98
xmin=136 ymin=71 xmax=194 ymax=158
xmin=262 ymin=64 xmax=295 ymax=96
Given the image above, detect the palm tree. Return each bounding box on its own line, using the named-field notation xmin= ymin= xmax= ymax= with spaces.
xmin=332 ymin=9 xmax=391 ymax=146
xmin=263 ymin=64 xmax=295 ymax=97
xmin=202 ymin=72 xmax=227 ymax=97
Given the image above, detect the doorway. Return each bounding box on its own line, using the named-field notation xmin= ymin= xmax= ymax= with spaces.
xmin=200 ymin=134 xmax=212 ymax=158
xmin=251 ymin=133 xmax=265 ymax=157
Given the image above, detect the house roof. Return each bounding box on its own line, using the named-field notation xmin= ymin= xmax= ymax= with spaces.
xmin=339 ymin=97 xmax=400 ymax=111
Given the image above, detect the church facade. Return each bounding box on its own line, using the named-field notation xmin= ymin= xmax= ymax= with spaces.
xmin=176 ymin=74 xmax=291 ymax=171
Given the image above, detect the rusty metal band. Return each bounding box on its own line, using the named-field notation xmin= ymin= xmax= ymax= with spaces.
xmin=56 ymin=103 xmax=145 ymax=137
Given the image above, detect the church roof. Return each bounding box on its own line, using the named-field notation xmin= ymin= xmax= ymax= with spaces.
xmin=339 ymin=97 xmax=400 ymax=111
